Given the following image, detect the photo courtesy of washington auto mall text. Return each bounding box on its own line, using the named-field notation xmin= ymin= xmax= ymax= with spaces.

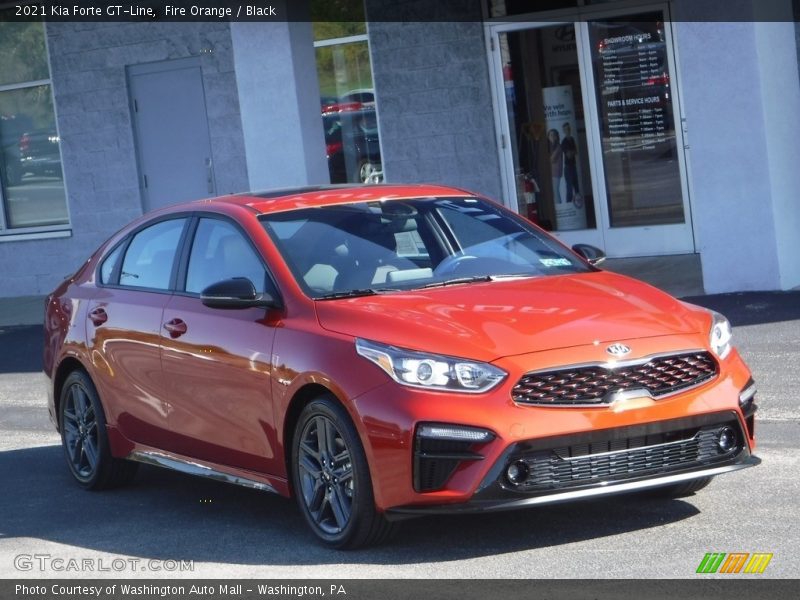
xmin=14 ymin=583 xmax=347 ymax=598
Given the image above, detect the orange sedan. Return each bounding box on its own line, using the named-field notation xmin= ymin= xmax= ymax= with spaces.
xmin=44 ymin=184 xmax=758 ymax=548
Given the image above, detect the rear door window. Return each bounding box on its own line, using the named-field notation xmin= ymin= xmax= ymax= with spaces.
xmin=119 ymin=219 xmax=187 ymax=290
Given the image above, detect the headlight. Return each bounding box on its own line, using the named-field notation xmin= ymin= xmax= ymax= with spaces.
xmin=709 ymin=311 xmax=732 ymax=359
xmin=355 ymin=338 xmax=507 ymax=393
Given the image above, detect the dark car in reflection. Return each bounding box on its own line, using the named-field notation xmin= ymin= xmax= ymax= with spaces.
xmin=18 ymin=129 xmax=63 ymax=180
xmin=323 ymin=108 xmax=382 ymax=184
xmin=0 ymin=115 xmax=62 ymax=186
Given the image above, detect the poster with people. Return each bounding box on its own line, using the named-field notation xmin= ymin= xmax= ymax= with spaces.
xmin=542 ymin=85 xmax=587 ymax=231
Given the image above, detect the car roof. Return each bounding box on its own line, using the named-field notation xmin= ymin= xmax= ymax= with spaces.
xmin=185 ymin=184 xmax=472 ymax=215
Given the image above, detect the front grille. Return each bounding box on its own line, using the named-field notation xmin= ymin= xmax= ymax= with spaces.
xmin=505 ymin=420 xmax=742 ymax=492
xmin=512 ymin=351 xmax=717 ymax=406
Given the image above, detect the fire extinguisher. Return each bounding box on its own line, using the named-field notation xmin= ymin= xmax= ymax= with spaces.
xmin=503 ymin=63 xmax=515 ymax=103
xmin=524 ymin=175 xmax=539 ymax=225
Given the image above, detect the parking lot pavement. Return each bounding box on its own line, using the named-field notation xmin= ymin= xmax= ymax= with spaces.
xmin=1 ymin=292 xmax=798 ymax=579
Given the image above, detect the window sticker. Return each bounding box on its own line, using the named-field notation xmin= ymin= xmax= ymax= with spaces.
xmin=540 ymin=258 xmax=572 ymax=267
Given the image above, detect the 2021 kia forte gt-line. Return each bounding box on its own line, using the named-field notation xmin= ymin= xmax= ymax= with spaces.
xmin=44 ymin=184 xmax=759 ymax=548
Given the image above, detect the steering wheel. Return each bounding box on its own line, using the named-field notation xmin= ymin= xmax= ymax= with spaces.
xmin=433 ymin=254 xmax=479 ymax=276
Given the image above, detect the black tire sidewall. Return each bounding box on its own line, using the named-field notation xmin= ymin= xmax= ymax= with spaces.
xmin=59 ymin=371 xmax=111 ymax=489
xmin=291 ymin=397 xmax=374 ymax=547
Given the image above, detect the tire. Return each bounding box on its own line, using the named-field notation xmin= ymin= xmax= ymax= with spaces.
xmin=291 ymin=396 xmax=395 ymax=549
xmin=59 ymin=370 xmax=138 ymax=490
xmin=650 ymin=476 xmax=713 ymax=498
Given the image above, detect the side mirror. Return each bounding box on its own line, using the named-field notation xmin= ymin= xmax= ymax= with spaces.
xmin=201 ymin=277 xmax=280 ymax=310
xmin=572 ymin=243 xmax=606 ymax=266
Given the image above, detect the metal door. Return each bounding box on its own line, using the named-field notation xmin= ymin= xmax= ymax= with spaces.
xmin=127 ymin=58 xmax=215 ymax=211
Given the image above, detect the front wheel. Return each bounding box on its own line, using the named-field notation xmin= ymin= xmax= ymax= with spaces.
xmin=59 ymin=370 xmax=137 ymax=490
xmin=291 ymin=396 xmax=395 ymax=549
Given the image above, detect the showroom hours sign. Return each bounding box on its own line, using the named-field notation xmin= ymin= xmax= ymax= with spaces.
xmin=588 ymin=17 xmax=686 ymax=229
xmin=594 ymin=29 xmax=672 ymax=153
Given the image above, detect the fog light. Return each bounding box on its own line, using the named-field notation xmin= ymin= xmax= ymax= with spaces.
xmin=506 ymin=461 xmax=529 ymax=485
xmin=717 ymin=427 xmax=736 ymax=452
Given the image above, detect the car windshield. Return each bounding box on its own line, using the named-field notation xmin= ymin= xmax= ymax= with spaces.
xmin=260 ymin=196 xmax=591 ymax=299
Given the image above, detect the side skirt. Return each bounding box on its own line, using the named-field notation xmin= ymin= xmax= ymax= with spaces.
xmin=127 ymin=449 xmax=288 ymax=496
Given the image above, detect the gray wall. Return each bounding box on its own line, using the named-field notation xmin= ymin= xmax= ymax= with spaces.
xmin=673 ymin=0 xmax=800 ymax=292
xmin=0 ymin=22 xmax=249 ymax=297
xmin=231 ymin=18 xmax=329 ymax=190
xmin=366 ymin=5 xmax=503 ymax=200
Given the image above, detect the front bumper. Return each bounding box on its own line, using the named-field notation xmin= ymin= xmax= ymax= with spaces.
xmin=351 ymin=338 xmax=757 ymax=512
xmin=388 ymin=454 xmax=759 ymax=517
xmin=387 ymin=411 xmax=758 ymax=518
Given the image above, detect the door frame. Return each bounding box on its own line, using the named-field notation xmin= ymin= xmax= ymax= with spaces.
xmin=485 ymin=2 xmax=697 ymax=257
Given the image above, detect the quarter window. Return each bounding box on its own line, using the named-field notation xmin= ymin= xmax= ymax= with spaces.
xmin=119 ymin=219 xmax=186 ymax=290
xmin=99 ymin=244 xmax=123 ymax=285
xmin=185 ymin=218 xmax=266 ymax=294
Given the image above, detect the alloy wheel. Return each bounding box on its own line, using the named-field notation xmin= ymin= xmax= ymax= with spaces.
xmin=359 ymin=161 xmax=375 ymax=183
xmin=297 ymin=415 xmax=354 ymax=535
xmin=62 ymin=383 xmax=99 ymax=479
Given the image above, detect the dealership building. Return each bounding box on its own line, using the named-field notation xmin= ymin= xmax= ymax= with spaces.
xmin=0 ymin=0 xmax=799 ymax=299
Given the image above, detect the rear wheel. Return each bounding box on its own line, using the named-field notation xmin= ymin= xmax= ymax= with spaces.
xmin=59 ymin=370 xmax=137 ymax=490
xmin=291 ymin=396 xmax=395 ymax=549
xmin=651 ymin=476 xmax=713 ymax=498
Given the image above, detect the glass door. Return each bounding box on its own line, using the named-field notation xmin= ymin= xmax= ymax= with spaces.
xmin=585 ymin=12 xmax=694 ymax=255
xmin=489 ymin=22 xmax=604 ymax=249
xmin=487 ymin=6 xmax=696 ymax=257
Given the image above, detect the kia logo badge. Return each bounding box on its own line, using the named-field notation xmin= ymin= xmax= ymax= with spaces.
xmin=606 ymin=343 xmax=631 ymax=357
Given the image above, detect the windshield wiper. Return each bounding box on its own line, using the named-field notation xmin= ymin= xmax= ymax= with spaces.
xmin=316 ymin=288 xmax=393 ymax=300
xmin=418 ymin=275 xmax=494 ymax=289
xmin=418 ymin=273 xmax=536 ymax=290
xmin=318 ymin=274 xmax=534 ymax=298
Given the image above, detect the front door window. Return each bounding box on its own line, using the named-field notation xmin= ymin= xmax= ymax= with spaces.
xmin=185 ymin=218 xmax=267 ymax=294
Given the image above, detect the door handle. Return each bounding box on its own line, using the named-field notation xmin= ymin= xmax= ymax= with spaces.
xmin=163 ymin=318 xmax=187 ymax=338
xmin=88 ymin=307 xmax=108 ymax=326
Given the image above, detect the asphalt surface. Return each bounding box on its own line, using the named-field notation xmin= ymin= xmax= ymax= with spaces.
xmin=0 ymin=291 xmax=798 ymax=579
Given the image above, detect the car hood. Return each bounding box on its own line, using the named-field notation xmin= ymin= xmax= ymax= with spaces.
xmin=315 ymin=271 xmax=709 ymax=363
